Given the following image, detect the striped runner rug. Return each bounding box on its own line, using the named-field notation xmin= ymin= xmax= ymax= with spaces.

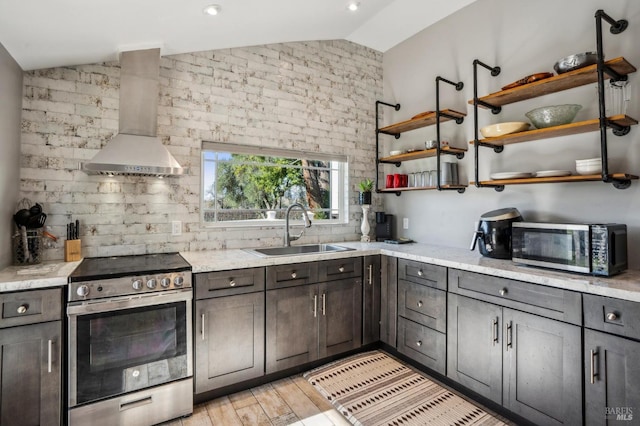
xmin=304 ymin=350 xmax=509 ymax=426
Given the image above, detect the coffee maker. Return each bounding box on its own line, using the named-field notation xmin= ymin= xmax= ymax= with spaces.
xmin=375 ymin=212 xmax=393 ymax=241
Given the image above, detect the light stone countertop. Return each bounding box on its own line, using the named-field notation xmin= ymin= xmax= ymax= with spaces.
xmin=0 ymin=260 xmax=81 ymax=293
xmin=2 ymin=242 xmax=640 ymax=302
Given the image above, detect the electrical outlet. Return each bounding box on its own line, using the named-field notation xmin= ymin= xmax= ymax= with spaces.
xmin=403 ymin=218 xmax=409 ymax=229
xmin=171 ymin=220 xmax=182 ymax=236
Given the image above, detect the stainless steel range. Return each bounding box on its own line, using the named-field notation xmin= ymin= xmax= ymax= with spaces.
xmin=67 ymin=253 xmax=193 ymax=426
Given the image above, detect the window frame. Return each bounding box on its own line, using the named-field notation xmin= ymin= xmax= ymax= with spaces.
xmin=201 ymin=141 xmax=349 ymax=228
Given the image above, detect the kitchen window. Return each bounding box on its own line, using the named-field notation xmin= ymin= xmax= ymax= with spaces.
xmin=201 ymin=142 xmax=349 ymax=226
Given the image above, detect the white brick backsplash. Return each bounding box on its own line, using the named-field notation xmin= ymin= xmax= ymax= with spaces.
xmin=20 ymin=40 xmax=382 ymax=259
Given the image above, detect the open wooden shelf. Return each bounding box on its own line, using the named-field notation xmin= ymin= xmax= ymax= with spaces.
xmin=468 ymin=57 xmax=636 ymax=108
xmin=471 ymin=173 xmax=638 ymax=186
xmin=378 ymin=184 xmax=468 ymax=193
xmin=379 ymin=146 xmax=467 ymax=163
xmin=378 ymin=109 xmax=466 ymax=134
xmin=469 ymin=115 xmax=638 ymax=146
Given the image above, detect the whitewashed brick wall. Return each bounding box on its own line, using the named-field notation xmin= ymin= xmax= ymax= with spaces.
xmin=20 ymin=40 xmax=383 ymax=259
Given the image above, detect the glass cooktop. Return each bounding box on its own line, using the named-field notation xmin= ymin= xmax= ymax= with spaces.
xmin=69 ymin=253 xmax=192 ymax=282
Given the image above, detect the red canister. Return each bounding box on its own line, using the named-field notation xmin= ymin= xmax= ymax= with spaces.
xmin=393 ymin=174 xmax=402 ymax=188
xmin=386 ymin=174 xmax=395 ymax=188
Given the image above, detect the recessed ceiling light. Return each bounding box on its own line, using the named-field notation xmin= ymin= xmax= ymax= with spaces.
xmin=347 ymin=2 xmax=360 ymax=12
xmin=203 ymin=4 xmax=221 ymax=16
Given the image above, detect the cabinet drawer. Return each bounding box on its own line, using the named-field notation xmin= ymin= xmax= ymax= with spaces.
xmin=397 ymin=317 xmax=445 ymax=375
xmin=266 ymin=262 xmax=318 ymax=290
xmin=449 ymin=269 xmax=582 ymax=325
xmin=398 ymin=259 xmax=446 ymax=290
xmin=584 ymin=294 xmax=640 ymax=341
xmin=0 ymin=288 xmax=62 ymax=328
xmin=318 ymin=257 xmax=362 ymax=282
xmin=398 ymin=280 xmax=446 ymax=333
xmin=195 ymin=268 xmax=264 ymax=299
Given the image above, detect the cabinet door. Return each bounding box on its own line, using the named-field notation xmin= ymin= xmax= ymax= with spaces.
xmin=319 ymin=278 xmax=362 ymax=358
xmin=0 ymin=321 xmax=61 ymax=426
xmin=585 ymin=329 xmax=640 ymax=425
xmin=503 ymin=309 xmax=582 ymax=426
xmin=447 ymin=293 xmax=502 ymax=404
xmin=266 ymin=285 xmax=318 ymax=373
xmin=380 ymin=256 xmax=398 ymax=347
xmin=362 ymin=255 xmax=381 ymax=345
xmin=195 ymin=292 xmax=265 ymax=393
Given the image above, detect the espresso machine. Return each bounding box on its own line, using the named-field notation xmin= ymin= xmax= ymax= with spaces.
xmin=375 ymin=212 xmax=393 ymax=241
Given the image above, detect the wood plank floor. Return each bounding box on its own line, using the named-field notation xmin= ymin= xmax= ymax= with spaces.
xmin=160 ymin=375 xmax=351 ymax=426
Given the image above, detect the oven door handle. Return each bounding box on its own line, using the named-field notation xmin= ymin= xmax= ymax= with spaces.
xmin=120 ymin=395 xmax=153 ymax=411
xmin=67 ymin=289 xmax=192 ymax=315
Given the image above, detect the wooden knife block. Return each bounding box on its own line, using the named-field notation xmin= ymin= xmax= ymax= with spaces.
xmin=64 ymin=239 xmax=82 ymax=262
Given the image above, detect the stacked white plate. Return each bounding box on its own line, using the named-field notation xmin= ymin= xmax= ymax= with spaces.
xmin=533 ymin=170 xmax=572 ymax=178
xmin=575 ymin=158 xmax=602 ymax=175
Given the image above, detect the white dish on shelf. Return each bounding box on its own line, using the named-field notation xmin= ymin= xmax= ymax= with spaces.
xmin=489 ymin=172 xmax=533 ymax=180
xmin=534 ymin=170 xmax=572 ymax=178
xmin=389 ymin=150 xmax=404 ymax=156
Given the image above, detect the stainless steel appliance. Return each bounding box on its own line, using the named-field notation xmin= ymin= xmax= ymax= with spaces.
xmin=470 ymin=208 xmax=523 ymax=259
xmin=67 ymin=253 xmax=193 ymax=426
xmin=512 ymin=222 xmax=628 ymax=276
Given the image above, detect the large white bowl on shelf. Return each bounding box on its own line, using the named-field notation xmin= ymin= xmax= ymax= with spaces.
xmin=480 ymin=122 xmax=530 ymax=138
xmin=575 ymin=158 xmax=602 ymax=175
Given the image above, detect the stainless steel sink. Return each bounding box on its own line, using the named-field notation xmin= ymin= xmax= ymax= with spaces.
xmin=246 ymin=244 xmax=354 ymax=257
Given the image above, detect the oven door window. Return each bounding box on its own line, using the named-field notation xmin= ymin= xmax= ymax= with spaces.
xmin=75 ymin=301 xmax=188 ymax=405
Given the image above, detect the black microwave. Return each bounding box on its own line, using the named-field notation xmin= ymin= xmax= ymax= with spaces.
xmin=511 ymin=222 xmax=628 ymax=277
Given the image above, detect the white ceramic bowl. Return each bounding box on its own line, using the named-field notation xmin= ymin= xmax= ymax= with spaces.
xmin=480 ymin=122 xmax=530 ymax=138
xmin=576 ymin=158 xmax=602 ymax=175
xmin=389 ymin=150 xmax=403 ymax=156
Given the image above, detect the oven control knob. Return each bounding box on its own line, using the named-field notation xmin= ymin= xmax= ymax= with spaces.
xmin=174 ymin=276 xmax=184 ymax=287
xmin=146 ymin=279 xmax=157 ymax=289
xmin=132 ymin=279 xmax=143 ymax=290
xmin=160 ymin=277 xmax=171 ymax=288
xmin=76 ymin=285 xmax=89 ymax=297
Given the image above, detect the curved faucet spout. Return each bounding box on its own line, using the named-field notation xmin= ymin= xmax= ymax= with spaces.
xmin=284 ymin=203 xmax=312 ymax=246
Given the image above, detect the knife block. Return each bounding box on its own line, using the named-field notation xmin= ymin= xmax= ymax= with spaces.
xmin=64 ymin=239 xmax=82 ymax=262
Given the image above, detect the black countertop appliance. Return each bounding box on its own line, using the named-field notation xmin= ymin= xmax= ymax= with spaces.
xmin=470 ymin=208 xmax=523 ymax=259
xmin=375 ymin=212 xmax=393 ymax=242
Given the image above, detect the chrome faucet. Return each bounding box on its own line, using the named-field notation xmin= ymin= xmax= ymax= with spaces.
xmin=284 ymin=203 xmax=312 ymax=246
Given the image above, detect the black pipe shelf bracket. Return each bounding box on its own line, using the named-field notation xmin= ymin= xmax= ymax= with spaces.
xmin=472 ymin=59 xmax=505 ymax=190
xmin=436 ymin=75 xmax=466 ymax=193
xmin=595 ymin=9 xmax=631 ymax=189
xmin=374 ymin=101 xmax=401 ymax=193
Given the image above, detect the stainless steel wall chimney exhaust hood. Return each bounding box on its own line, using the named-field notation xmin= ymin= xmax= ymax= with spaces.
xmin=82 ymin=48 xmax=188 ymax=177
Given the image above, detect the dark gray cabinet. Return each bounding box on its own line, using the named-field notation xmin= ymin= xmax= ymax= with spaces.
xmin=362 ymin=255 xmax=381 ymax=345
xmin=397 ymin=259 xmax=447 ymax=374
xmin=194 ymin=268 xmax=265 ymax=393
xmin=0 ymin=288 xmax=62 ymax=426
xmin=266 ymin=259 xmax=362 ymax=373
xmin=380 ymin=256 xmax=397 ymax=347
xmin=447 ymin=269 xmax=583 ymax=426
xmin=583 ymin=294 xmax=640 ymax=425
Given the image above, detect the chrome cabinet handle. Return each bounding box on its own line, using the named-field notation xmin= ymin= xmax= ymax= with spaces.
xmin=492 ymin=317 xmax=499 ymax=345
xmin=590 ymin=349 xmax=598 ymax=384
xmin=229 ymin=279 xmax=236 ymax=287
xmin=48 ymin=340 xmax=53 ymax=373
xmin=606 ymin=312 xmax=618 ymax=321
xmin=499 ymin=288 xmax=508 ymax=297
xmin=201 ymin=314 xmax=205 ymax=340
xmin=338 ymin=266 xmax=345 ymax=273
xmin=416 ymin=340 xmax=422 ymax=347
xmin=322 ymin=293 xmax=326 ymax=316
xmin=368 ymin=264 xmax=373 ymax=285
xmin=417 ymin=269 xmax=423 ymax=277
xmin=506 ymin=321 xmax=513 ymax=349
xmin=417 ymin=301 xmax=423 ymax=308
xmin=313 ymin=295 xmax=317 ymax=318
xmin=291 ymin=271 xmax=297 ymax=279
xmin=17 ymin=304 xmax=29 ymax=314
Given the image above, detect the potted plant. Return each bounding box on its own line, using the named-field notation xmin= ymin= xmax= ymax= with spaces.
xmin=358 ymin=178 xmax=373 ymax=205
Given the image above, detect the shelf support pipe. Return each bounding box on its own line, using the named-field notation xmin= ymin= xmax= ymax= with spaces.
xmin=472 ymin=60 xmax=504 ymax=190
xmin=595 ymin=10 xmax=628 ymax=186
xmin=436 ymin=76 xmax=465 ymax=192
xmin=375 ymin=101 xmax=400 ymax=193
